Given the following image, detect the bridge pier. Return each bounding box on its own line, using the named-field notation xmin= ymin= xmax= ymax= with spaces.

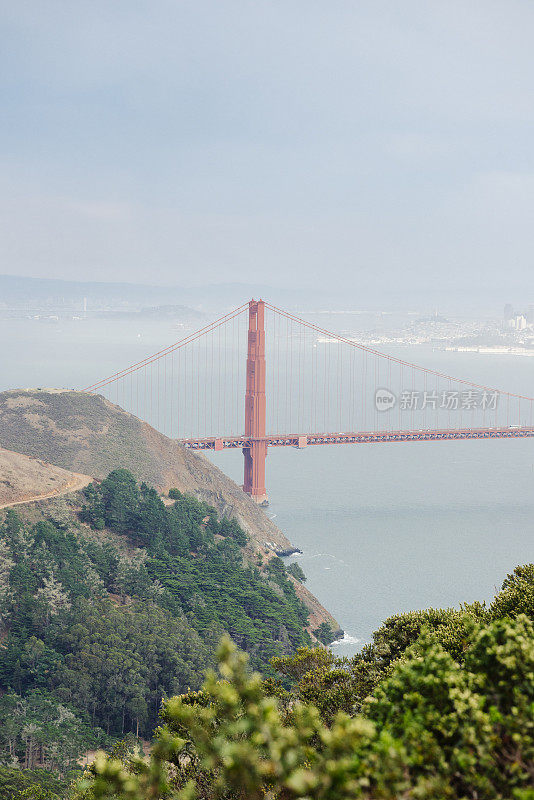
xmin=243 ymin=299 xmax=268 ymax=505
xmin=243 ymin=440 xmax=268 ymax=505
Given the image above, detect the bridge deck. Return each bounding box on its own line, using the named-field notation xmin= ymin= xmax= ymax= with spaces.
xmin=176 ymin=426 xmax=534 ymax=450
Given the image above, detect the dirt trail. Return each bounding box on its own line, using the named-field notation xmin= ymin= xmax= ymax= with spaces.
xmin=0 ymin=473 xmax=92 ymax=510
xmin=0 ymin=446 xmax=93 ymax=509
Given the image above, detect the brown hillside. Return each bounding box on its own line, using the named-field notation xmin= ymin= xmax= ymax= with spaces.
xmin=0 ymin=446 xmax=91 ymax=508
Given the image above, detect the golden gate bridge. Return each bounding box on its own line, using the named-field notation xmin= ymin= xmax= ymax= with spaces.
xmin=84 ymin=299 xmax=534 ymax=505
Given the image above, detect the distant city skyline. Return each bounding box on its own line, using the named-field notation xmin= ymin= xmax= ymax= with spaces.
xmin=1 ymin=271 xmax=533 ymax=315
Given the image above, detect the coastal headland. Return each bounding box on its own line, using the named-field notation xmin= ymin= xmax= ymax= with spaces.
xmin=0 ymin=388 xmax=341 ymax=641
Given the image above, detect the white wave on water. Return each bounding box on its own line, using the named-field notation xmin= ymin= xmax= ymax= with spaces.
xmin=286 ymin=551 xmax=350 ymax=566
xmin=330 ymin=632 xmax=360 ymax=646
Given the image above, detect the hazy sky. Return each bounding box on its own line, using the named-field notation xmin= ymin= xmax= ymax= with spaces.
xmin=2 ymin=1 xmax=534 ymax=303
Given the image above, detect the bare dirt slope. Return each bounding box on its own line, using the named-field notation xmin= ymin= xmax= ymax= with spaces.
xmin=0 ymin=446 xmax=92 ymax=508
xmin=0 ymin=388 xmax=340 ymax=634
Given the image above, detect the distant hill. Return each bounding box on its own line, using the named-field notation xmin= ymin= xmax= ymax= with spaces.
xmin=0 ymin=388 xmax=341 ymax=636
xmin=0 ymin=274 xmax=193 ymax=309
xmin=0 ymin=274 xmax=280 ymax=312
xmin=0 ymin=273 xmax=345 ymax=313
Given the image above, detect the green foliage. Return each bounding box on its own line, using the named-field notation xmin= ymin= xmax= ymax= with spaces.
xmin=0 ymin=690 xmax=97 ymax=774
xmin=312 ymin=621 xmax=336 ymax=645
xmin=71 ymin=605 xmax=534 ymax=800
xmin=216 ymin=516 xmax=248 ymax=547
xmin=264 ymin=555 xmax=285 ymax=578
xmin=271 ymin=646 xmax=359 ymax=724
xmin=286 ymin=562 xmax=306 ymax=583
xmin=464 ymin=614 xmax=534 ymax=794
xmin=366 ymin=633 xmax=495 ymax=795
xmin=46 ymin=597 xmax=209 ymax=736
xmin=0 ymin=765 xmax=67 ymax=799
xmin=489 ymin=563 xmax=534 ymax=620
xmin=79 ymin=471 xmax=311 ymax=671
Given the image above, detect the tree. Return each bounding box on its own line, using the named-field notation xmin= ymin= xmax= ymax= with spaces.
xmin=35 ymin=574 xmax=71 ymax=628
xmin=0 ymin=536 xmax=14 ymax=626
xmin=99 ymin=470 xmax=139 ymax=533
xmin=0 ymin=764 xmax=65 ymax=799
xmin=0 ymin=690 xmax=99 ymax=774
xmin=311 ymin=622 xmax=336 ymax=645
xmin=286 ymin=562 xmax=306 ymax=583
xmin=79 ymin=610 xmax=534 ymax=800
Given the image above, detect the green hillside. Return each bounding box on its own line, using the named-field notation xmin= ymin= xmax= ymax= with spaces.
xmin=0 ymin=470 xmax=311 ymax=780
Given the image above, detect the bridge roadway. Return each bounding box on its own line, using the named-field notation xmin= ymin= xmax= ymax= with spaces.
xmin=176 ymin=425 xmax=534 ymax=451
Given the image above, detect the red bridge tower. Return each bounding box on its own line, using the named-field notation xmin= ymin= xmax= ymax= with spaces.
xmin=243 ymin=299 xmax=268 ymax=505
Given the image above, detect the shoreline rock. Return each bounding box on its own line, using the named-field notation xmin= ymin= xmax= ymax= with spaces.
xmin=274 ymin=546 xmax=303 ymax=557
